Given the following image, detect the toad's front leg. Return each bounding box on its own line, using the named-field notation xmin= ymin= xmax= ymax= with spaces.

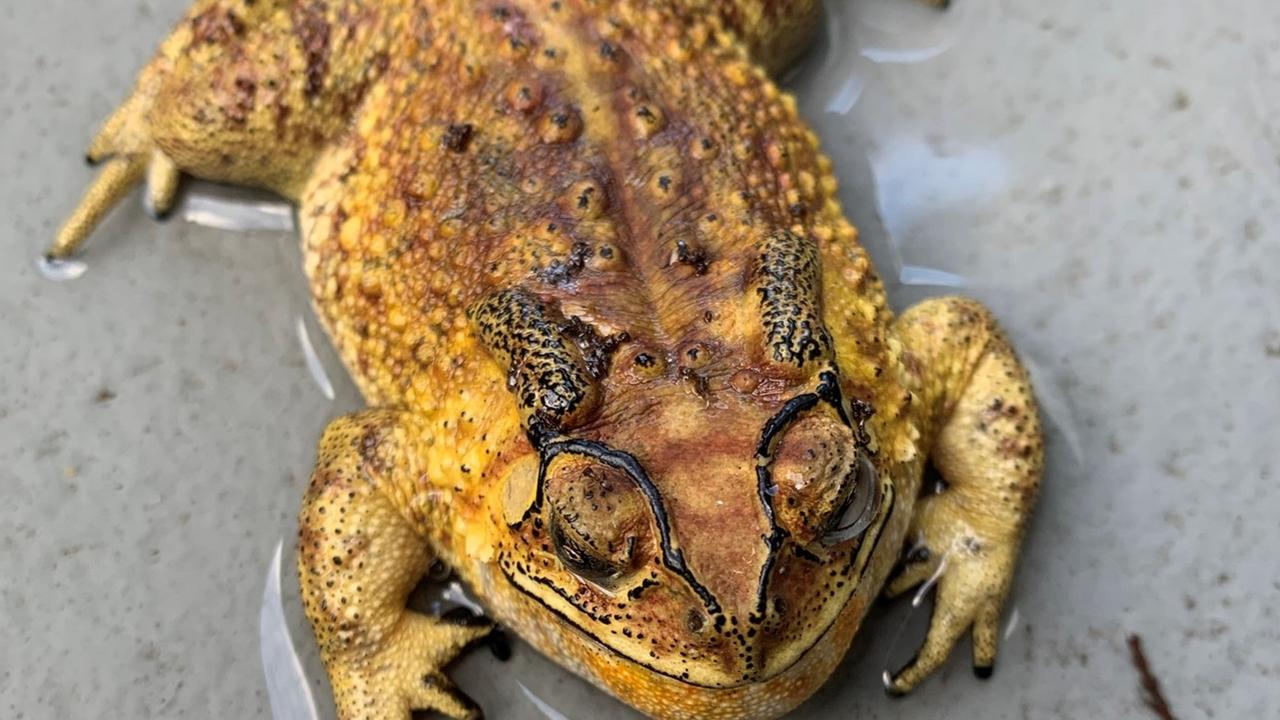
xmin=299 ymin=410 xmax=489 ymax=720
xmin=884 ymin=297 xmax=1044 ymax=692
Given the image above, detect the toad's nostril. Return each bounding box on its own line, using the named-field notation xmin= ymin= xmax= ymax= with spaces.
xmin=686 ymin=608 xmax=706 ymax=633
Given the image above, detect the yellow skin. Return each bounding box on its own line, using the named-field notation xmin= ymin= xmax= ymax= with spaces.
xmin=51 ymin=1 xmax=1042 ymax=719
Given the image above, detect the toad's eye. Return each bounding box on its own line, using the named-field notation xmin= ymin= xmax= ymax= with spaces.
xmin=821 ymin=454 xmax=878 ymax=545
xmin=544 ymin=456 xmax=651 ymax=584
xmin=769 ymin=409 xmax=878 ymax=547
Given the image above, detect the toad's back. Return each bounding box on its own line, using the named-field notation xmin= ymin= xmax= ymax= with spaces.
xmin=298 ymin=0 xmax=880 ymax=417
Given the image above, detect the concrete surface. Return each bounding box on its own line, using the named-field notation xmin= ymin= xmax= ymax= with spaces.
xmin=1 ymin=0 xmax=1276 ymax=718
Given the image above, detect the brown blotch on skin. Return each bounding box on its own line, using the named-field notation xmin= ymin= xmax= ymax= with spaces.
xmin=191 ymin=7 xmax=245 ymax=45
xmin=292 ymin=2 xmax=332 ymax=99
xmin=679 ymin=367 xmax=711 ymax=400
xmin=729 ymin=369 xmax=762 ymax=394
xmin=225 ymin=77 xmax=257 ymax=124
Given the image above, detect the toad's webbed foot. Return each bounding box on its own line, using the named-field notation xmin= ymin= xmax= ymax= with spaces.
xmin=321 ymin=612 xmax=491 ymax=720
xmin=299 ymin=411 xmax=491 ymax=720
xmin=882 ymin=494 xmax=1018 ymax=691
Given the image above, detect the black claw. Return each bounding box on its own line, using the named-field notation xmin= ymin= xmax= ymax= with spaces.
xmin=151 ymin=206 xmax=174 ymax=222
xmin=486 ymin=628 xmax=512 ymax=661
xmin=458 ymin=693 xmax=484 ymax=720
xmin=84 ymin=153 xmax=99 ymax=167
xmin=441 ymin=606 xmax=491 ymax=627
xmin=974 ymin=664 xmax=994 ymax=679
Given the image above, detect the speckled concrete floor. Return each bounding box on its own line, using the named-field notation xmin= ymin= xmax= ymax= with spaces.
xmin=2 ymin=1 xmax=1276 ymax=719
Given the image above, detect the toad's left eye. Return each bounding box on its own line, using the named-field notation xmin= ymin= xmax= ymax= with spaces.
xmin=544 ymin=456 xmax=651 ymax=585
xmin=821 ymin=454 xmax=878 ymax=545
xmin=770 ymin=408 xmax=878 ymax=547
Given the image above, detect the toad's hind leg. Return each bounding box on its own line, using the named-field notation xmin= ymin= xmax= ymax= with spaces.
xmin=299 ymin=410 xmax=489 ymax=720
xmin=50 ymin=0 xmax=393 ymax=259
xmin=883 ymin=297 xmax=1043 ymax=693
xmin=49 ymin=52 xmax=184 ymax=260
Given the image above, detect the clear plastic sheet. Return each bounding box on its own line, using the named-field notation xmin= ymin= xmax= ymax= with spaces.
xmin=78 ymin=3 xmax=1084 ymax=717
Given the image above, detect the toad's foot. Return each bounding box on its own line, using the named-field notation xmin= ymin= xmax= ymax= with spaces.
xmin=882 ymin=493 xmax=1018 ymax=692
xmin=299 ymin=410 xmax=490 ymax=720
xmin=884 ymin=296 xmax=1043 ymax=693
xmin=324 ymin=611 xmax=491 ymax=720
xmin=49 ymin=92 xmax=182 ymax=259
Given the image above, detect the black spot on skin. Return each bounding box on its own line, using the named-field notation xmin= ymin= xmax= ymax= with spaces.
xmin=536 ymin=241 xmax=591 ymax=285
xmin=441 ymin=123 xmax=474 ymax=152
xmin=674 ymin=239 xmax=709 ymax=275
